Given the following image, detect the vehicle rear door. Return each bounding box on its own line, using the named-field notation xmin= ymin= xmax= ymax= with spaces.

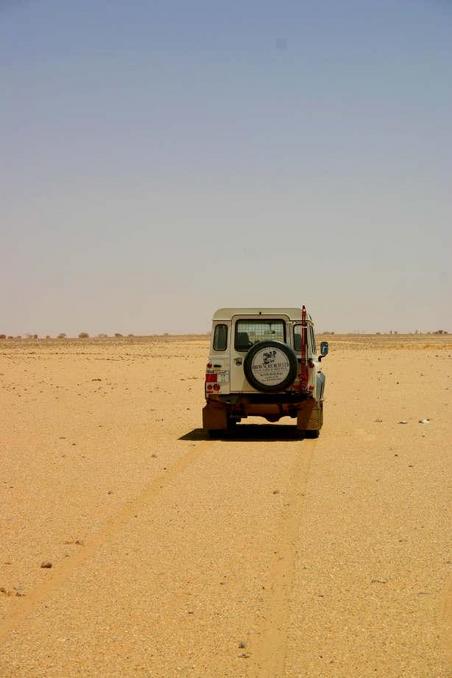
xmin=230 ymin=315 xmax=290 ymax=392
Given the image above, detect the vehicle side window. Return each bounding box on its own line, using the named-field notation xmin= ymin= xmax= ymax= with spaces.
xmin=294 ymin=325 xmax=301 ymax=351
xmin=294 ymin=325 xmax=316 ymax=353
xmin=310 ymin=326 xmax=316 ymax=353
xmin=213 ymin=324 xmax=228 ymax=351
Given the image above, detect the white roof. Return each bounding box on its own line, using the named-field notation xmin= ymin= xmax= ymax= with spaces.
xmin=212 ymin=308 xmax=312 ymax=322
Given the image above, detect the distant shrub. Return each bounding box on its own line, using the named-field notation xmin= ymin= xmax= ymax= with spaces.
xmin=0 ymin=334 xmax=6 ymax=340
xmin=114 ymin=333 xmax=123 ymax=338
xmin=97 ymin=333 xmax=108 ymax=338
xmin=78 ymin=332 xmax=89 ymax=339
xmin=58 ymin=333 xmax=67 ymax=339
xmin=128 ymin=333 xmax=134 ymax=337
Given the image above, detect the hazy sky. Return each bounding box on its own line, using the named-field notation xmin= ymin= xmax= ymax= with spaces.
xmin=1 ymin=0 xmax=451 ymax=334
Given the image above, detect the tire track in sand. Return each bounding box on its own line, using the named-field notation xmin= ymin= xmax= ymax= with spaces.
xmin=0 ymin=444 xmax=203 ymax=641
xmin=249 ymin=440 xmax=317 ymax=678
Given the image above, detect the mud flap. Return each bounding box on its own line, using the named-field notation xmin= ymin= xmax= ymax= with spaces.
xmin=202 ymin=400 xmax=228 ymax=431
xmin=297 ymin=399 xmax=323 ymax=431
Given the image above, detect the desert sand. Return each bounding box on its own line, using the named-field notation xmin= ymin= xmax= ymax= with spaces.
xmin=0 ymin=334 xmax=451 ymax=677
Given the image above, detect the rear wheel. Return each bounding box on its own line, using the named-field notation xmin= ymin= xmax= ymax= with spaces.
xmin=227 ymin=416 xmax=238 ymax=430
xmin=303 ymin=429 xmax=320 ymax=439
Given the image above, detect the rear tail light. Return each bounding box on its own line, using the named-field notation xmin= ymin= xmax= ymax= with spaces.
xmin=205 ymin=373 xmax=217 ymax=383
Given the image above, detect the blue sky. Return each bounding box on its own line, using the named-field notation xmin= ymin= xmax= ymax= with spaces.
xmin=1 ymin=0 xmax=451 ymax=334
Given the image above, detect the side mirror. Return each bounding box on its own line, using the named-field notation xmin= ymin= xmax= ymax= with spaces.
xmin=319 ymin=341 xmax=329 ymax=361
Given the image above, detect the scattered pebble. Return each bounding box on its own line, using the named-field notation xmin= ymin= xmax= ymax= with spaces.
xmin=418 ymin=418 xmax=430 ymax=424
xmin=375 ymin=418 xmax=383 ymax=423
xmin=64 ymin=539 xmax=84 ymax=546
xmin=40 ymin=561 xmax=52 ymax=569
xmin=239 ymin=641 xmax=246 ymax=649
xmin=272 ymin=490 xmax=280 ymax=495
xmin=0 ymin=586 xmax=25 ymax=597
xmin=398 ymin=420 xmax=408 ymax=424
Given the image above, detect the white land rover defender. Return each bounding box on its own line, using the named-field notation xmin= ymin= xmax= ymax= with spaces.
xmin=203 ymin=307 xmax=329 ymax=436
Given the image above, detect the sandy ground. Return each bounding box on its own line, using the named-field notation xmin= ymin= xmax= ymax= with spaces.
xmin=0 ymin=335 xmax=451 ymax=677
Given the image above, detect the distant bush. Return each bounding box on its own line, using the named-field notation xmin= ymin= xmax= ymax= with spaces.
xmin=114 ymin=333 xmax=123 ymax=338
xmin=0 ymin=334 xmax=6 ymax=340
xmin=78 ymin=332 xmax=89 ymax=339
xmin=97 ymin=333 xmax=108 ymax=338
xmin=128 ymin=333 xmax=134 ymax=337
xmin=58 ymin=333 xmax=67 ymax=339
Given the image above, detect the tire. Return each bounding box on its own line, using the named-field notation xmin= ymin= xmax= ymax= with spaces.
xmin=243 ymin=340 xmax=298 ymax=393
xmin=303 ymin=429 xmax=320 ymax=439
xmin=227 ymin=416 xmax=237 ymax=430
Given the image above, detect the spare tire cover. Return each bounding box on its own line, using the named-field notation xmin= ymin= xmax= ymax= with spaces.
xmin=243 ymin=340 xmax=298 ymax=392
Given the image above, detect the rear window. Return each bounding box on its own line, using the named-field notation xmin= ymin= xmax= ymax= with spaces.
xmin=235 ymin=319 xmax=286 ymax=351
xmin=213 ymin=324 xmax=228 ymax=351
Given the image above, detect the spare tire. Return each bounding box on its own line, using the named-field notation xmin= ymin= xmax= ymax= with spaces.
xmin=243 ymin=340 xmax=298 ymax=393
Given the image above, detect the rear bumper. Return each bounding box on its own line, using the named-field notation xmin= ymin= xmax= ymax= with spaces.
xmin=211 ymin=392 xmax=312 ymax=405
xmin=203 ymin=393 xmax=323 ymax=429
